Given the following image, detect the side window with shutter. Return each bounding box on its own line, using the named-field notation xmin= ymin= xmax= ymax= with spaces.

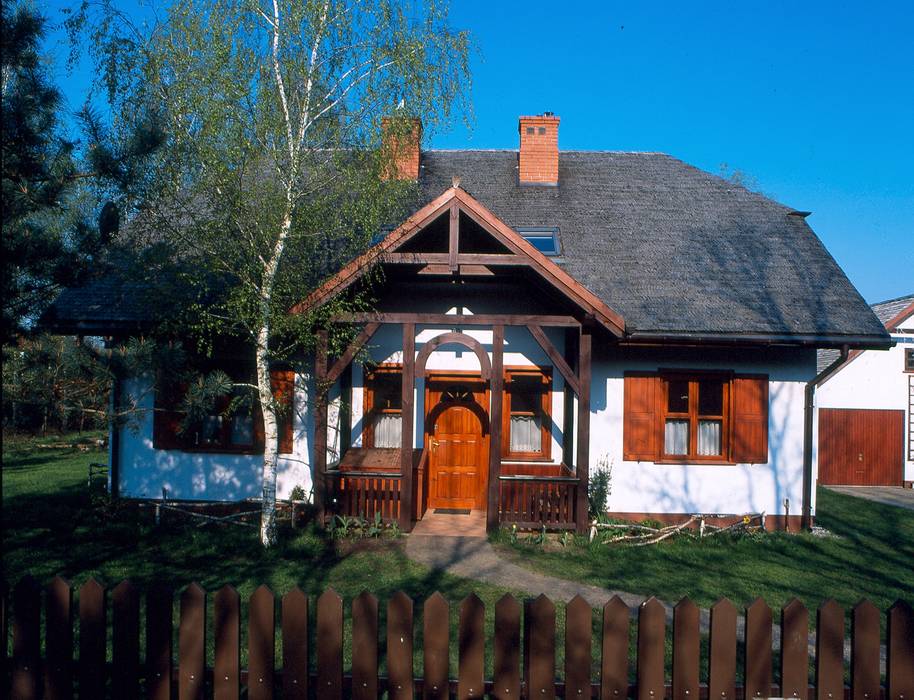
xmin=153 ymin=380 xmax=187 ymax=450
xmin=271 ymin=369 xmax=295 ymax=455
xmin=731 ymin=375 xmax=768 ymax=464
xmin=623 ymin=374 xmax=659 ymax=461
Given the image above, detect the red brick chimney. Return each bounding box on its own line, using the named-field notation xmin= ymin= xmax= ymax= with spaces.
xmin=518 ymin=113 xmax=560 ymax=185
xmin=381 ymin=116 xmax=422 ymax=181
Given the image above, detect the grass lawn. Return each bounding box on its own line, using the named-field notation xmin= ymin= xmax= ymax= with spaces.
xmin=492 ymin=488 xmax=914 ymax=612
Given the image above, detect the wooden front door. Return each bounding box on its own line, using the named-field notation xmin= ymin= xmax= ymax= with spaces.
xmin=427 ymin=377 xmax=488 ymax=510
xmin=818 ymin=408 xmax=904 ymax=486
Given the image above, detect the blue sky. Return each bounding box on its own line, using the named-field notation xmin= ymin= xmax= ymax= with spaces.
xmin=41 ymin=0 xmax=913 ymax=304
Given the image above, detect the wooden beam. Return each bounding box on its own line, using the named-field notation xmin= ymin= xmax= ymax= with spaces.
xmin=448 ymin=203 xmax=459 ymax=271
xmin=399 ymin=323 xmax=416 ymax=532
xmin=487 ymin=325 xmax=505 ymax=533
xmin=382 ymin=253 xmax=526 ymax=266
xmin=575 ymin=328 xmax=592 ymax=535
xmin=526 ymin=324 xmax=581 ymax=396
xmin=337 ymin=312 xmax=581 ymax=328
xmin=417 ymin=264 xmax=495 ymax=276
xmin=313 ymin=329 xmax=329 ymax=523
xmin=325 ymin=323 xmax=380 ymax=384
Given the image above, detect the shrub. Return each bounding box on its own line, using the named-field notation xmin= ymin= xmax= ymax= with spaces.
xmin=588 ymin=458 xmax=612 ymax=520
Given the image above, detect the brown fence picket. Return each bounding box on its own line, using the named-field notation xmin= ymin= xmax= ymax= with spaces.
xmin=493 ymin=594 xmax=520 ymax=700
xmin=248 ymin=585 xmax=275 ymax=700
xmin=887 ymin=601 xmax=914 ymax=700
xmin=565 ymin=595 xmax=592 ymax=699
xmin=459 ymin=593 xmax=485 ymax=700
xmin=745 ymin=598 xmax=772 ymax=699
xmin=316 ymin=588 xmax=343 ymax=700
xmin=281 ymin=587 xmax=308 ymax=700
xmin=146 ymin=585 xmax=174 ymax=700
xmin=352 ymin=591 xmax=379 ymax=700
xmin=525 ymin=594 xmax=556 ymax=700
xmin=709 ymin=599 xmax=737 ymax=700
xmin=673 ymin=597 xmax=699 ymax=700
xmin=11 ymin=576 xmax=40 ymax=700
xmin=638 ymin=597 xmax=665 ymax=700
xmin=78 ymin=578 xmax=106 ymax=699
xmin=781 ymin=598 xmax=809 ymax=700
xmin=112 ymin=579 xmax=141 ymax=700
xmin=1 ymin=582 xmax=7 ymax=679
xmin=214 ymin=585 xmax=240 ymax=700
xmin=816 ymin=600 xmax=844 ymax=700
xmin=601 ymin=595 xmax=630 ymax=700
xmin=424 ymin=592 xmax=450 ymax=700
xmin=45 ymin=576 xmax=73 ymax=700
xmin=179 ymin=583 xmax=206 ymax=700
xmin=851 ymin=600 xmax=880 ymax=700
xmin=387 ymin=591 xmax=414 ymax=700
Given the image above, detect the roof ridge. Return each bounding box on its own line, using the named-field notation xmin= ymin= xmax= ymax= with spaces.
xmin=871 ymin=292 xmax=914 ymax=307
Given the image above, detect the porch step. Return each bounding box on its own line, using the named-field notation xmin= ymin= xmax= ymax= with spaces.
xmin=410 ymin=509 xmax=486 ymax=537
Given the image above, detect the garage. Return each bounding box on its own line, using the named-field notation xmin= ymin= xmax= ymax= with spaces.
xmin=818 ymin=408 xmax=904 ymax=486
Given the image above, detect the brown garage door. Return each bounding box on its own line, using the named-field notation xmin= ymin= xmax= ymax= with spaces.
xmin=818 ymin=408 xmax=904 ymax=486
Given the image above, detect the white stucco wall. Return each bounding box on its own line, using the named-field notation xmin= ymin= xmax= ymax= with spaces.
xmin=593 ymin=346 xmax=816 ymax=518
xmin=815 ymin=326 xmax=914 ymax=483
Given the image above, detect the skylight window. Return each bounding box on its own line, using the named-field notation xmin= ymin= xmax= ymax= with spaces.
xmin=518 ymin=227 xmax=561 ymax=256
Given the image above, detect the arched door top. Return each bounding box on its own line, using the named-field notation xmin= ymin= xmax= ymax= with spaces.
xmin=415 ymin=332 xmax=492 ymax=380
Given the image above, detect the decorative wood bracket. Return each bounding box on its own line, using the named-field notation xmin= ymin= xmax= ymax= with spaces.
xmin=526 ymin=324 xmax=581 ymax=396
xmin=325 ymin=323 xmax=381 ymax=384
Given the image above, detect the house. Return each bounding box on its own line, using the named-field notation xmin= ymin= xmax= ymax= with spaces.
xmin=43 ymin=113 xmax=893 ymax=533
xmin=815 ymin=294 xmax=914 ymax=488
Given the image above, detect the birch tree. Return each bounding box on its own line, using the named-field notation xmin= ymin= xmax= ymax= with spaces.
xmin=70 ymin=0 xmax=471 ymax=545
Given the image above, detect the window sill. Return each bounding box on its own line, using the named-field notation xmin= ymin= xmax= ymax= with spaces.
xmin=655 ymin=457 xmax=735 ymax=466
xmin=157 ymin=446 xmax=264 ymax=456
xmin=502 ymin=454 xmax=553 ymax=463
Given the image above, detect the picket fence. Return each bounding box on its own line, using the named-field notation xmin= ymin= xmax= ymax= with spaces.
xmin=4 ymin=576 xmax=913 ymax=699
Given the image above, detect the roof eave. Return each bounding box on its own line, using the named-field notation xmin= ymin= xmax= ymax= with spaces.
xmin=620 ymin=331 xmax=894 ymax=350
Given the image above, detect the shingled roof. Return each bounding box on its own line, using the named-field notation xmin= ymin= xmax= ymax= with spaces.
xmin=816 ymin=293 xmax=912 ymax=373
xmin=45 ymin=147 xmax=890 ymax=346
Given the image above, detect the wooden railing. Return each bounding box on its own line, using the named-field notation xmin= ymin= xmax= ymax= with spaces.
xmin=328 ymin=470 xmax=402 ymax=523
xmin=497 ymin=474 xmax=579 ymax=529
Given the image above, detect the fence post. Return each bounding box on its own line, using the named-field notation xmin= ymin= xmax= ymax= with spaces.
xmin=45 ymin=576 xmax=73 ymax=700
xmin=352 ymin=591 xmax=379 ymax=700
xmin=816 ymin=600 xmax=844 ymax=700
xmin=112 ymin=580 xmax=141 ymax=700
xmin=745 ymin=598 xmax=772 ymax=699
xmin=387 ymin=591 xmax=414 ymax=700
xmin=147 ymin=585 xmax=174 ymax=700
xmin=709 ymin=599 xmax=737 ymax=700
xmin=214 ymin=585 xmax=240 ymax=700
xmin=781 ymin=598 xmax=809 ymax=700
xmin=525 ymin=594 xmax=556 ymax=700
xmin=887 ymin=601 xmax=914 ymax=700
xmin=458 ymin=593 xmax=485 ymax=700
xmin=281 ymin=587 xmax=309 ymax=700
xmin=566 ymin=595 xmax=592 ymax=699
xmin=637 ymin=597 xmax=665 ymax=700
xmin=673 ymin=597 xmax=699 ymax=700
xmin=179 ymin=583 xmax=206 ymax=700
xmin=317 ymin=588 xmax=343 ymax=700
xmin=78 ymin=578 xmax=106 ymax=699
xmin=601 ymin=595 xmax=630 ymax=700
xmin=851 ymin=600 xmax=880 ymax=700
xmin=424 ymin=592 xmax=450 ymax=700
xmin=492 ymin=594 xmax=520 ymax=700
xmin=12 ymin=576 xmax=40 ymax=700
xmin=248 ymin=585 xmax=275 ymax=700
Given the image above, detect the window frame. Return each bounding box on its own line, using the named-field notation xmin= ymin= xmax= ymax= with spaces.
xmin=658 ymin=371 xmax=732 ymax=464
xmin=517 ymin=227 xmax=561 ymax=256
xmin=501 ymin=366 xmax=553 ymax=461
xmin=905 ymin=348 xmax=914 ymax=373
xmin=362 ymin=363 xmax=403 ymax=449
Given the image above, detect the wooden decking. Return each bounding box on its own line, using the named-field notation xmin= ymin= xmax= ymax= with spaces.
xmin=410 ymin=509 xmax=487 ymax=538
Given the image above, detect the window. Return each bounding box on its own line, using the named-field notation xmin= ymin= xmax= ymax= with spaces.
xmin=518 ymin=227 xmax=561 ymax=256
xmin=364 ymin=365 xmax=403 ymax=448
xmin=502 ymin=368 xmax=552 ymax=460
xmin=905 ymin=348 xmax=914 ymax=373
xmin=661 ymin=375 xmax=728 ymax=459
xmin=623 ymin=372 xmax=768 ymax=464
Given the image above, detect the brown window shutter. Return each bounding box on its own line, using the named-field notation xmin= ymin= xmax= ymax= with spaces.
xmin=270 ymin=369 xmax=295 ymax=454
xmin=623 ymin=374 xmax=659 ymax=461
xmin=731 ymin=375 xmax=768 ymax=463
xmin=153 ymin=383 xmax=185 ymax=450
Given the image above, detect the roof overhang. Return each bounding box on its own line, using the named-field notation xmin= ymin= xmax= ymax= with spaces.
xmin=291 ymin=186 xmax=626 ymax=336
xmin=620 ymin=331 xmax=894 ymax=350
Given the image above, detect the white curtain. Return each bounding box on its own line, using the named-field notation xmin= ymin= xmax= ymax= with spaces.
xmin=374 ymin=414 xmax=402 ymax=448
xmin=664 ymin=419 xmax=688 ymax=455
xmin=698 ymin=420 xmax=722 ymax=456
xmin=510 ymin=414 xmax=542 ymax=453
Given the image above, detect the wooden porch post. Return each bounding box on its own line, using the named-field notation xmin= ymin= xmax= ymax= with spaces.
xmin=487 ymin=325 xmax=505 ymax=532
xmin=400 ymin=323 xmax=416 ymax=532
xmin=575 ymin=328 xmax=592 ymax=534
xmin=313 ymin=329 xmax=329 ymax=523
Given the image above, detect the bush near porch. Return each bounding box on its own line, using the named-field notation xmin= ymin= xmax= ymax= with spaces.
xmin=491 ymin=487 xmax=914 ymax=614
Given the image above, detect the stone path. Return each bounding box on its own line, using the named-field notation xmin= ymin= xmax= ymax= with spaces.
xmin=824 ymin=485 xmax=914 ymax=511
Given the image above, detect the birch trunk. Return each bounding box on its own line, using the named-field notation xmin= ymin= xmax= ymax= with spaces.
xmin=257 ymin=323 xmax=280 ymax=546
